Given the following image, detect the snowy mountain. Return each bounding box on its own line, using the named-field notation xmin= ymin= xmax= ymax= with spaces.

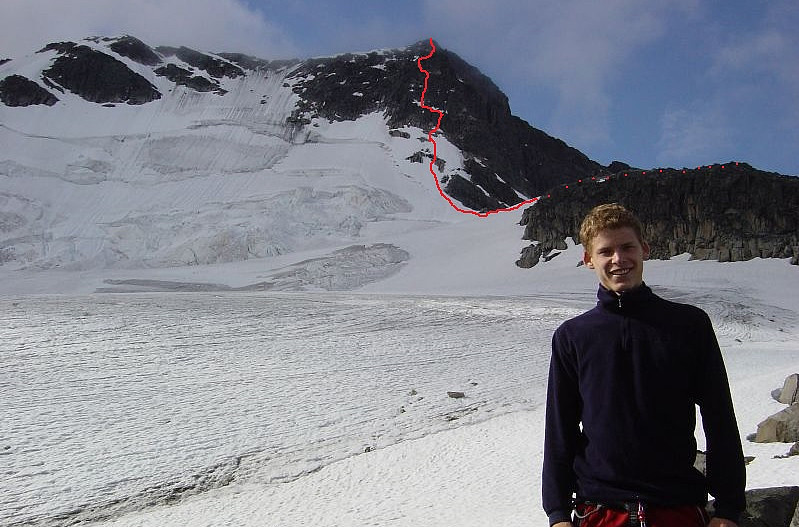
xmin=0 ymin=35 xmax=603 ymax=293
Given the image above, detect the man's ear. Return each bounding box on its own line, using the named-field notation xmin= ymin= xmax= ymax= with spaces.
xmin=642 ymin=241 xmax=651 ymax=261
xmin=583 ymin=251 xmax=594 ymax=268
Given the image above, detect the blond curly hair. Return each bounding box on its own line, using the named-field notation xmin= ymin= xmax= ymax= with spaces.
xmin=579 ymin=203 xmax=645 ymax=253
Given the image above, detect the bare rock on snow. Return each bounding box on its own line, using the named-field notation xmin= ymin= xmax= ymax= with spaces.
xmin=40 ymin=42 xmax=161 ymax=105
xmin=772 ymin=374 xmax=799 ymax=405
xmin=107 ymin=35 xmax=162 ymax=66
xmin=754 ymin=404 xmax=799 ymax=443
xmin=0 ymin=74 xmax=59 ymax=106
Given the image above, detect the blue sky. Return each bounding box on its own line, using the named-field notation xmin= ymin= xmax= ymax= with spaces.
xmin=2 ymin=0 xmax=797 ymax=175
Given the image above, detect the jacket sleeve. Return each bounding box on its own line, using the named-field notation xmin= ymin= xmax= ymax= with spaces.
xmin=542 ymin=326 xmax=581 ymax=525
xmin=695 ymin=312 xmax=746 ymax=522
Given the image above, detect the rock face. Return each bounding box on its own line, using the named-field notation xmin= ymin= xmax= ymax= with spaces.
xmin=155 ymin=46 xmax=244 ymax=79
xmin=153 ymin=63 xmax=222 ymax=93
xmin=154 ymin=46 xmax=244 ymax=94
xmin=0 ymin=74 xmax=58 ymax=106
xmin=772 ymin=374 xmax=799 ymax=405
xmin=107 ymin=35 xmax=162 ymax=66
xmin=730 ymin=487 xmax=799 ymax=527
xmin=288 ymin=40 xmax=602 ymax=210
xmin=2 ymin=36 xmax=267 ymax=109
xmin=517 ymin=163 xmax=799 ymax=267
xmin=754 ymin=404 xmax=799 ymax=443
xmin=40 ymin=41 xmax=161 ymax=105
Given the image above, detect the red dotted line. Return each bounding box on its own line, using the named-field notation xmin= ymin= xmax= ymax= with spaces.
xmin=416 ymin=38 xmax=539 ymax=217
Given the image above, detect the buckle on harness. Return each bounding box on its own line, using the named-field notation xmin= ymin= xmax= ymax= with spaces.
xmin=574 ymin=500 xmax=648 ymax=527
xmin=630 ymin=502 xmax=647 ymax=527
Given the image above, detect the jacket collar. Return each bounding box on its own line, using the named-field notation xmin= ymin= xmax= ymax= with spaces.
xmin=597 ymin=282 xmax=654 ymax=312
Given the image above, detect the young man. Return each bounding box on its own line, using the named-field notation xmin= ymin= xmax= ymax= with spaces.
xmin=542 ymin=204 xmax=746 ymax=527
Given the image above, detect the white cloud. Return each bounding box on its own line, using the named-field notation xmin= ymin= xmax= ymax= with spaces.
xmin=656 ymin=0 xmax=799 ymax=170
xmin=656 ymin=105 xmax=732 ymax=167
xmin=0 ymin=0 xmax=298 ymax=60
xmin=713 ymin=31 xmax=788 ymax=72
xmin=711 ymin=26 xmax=798 ymax=126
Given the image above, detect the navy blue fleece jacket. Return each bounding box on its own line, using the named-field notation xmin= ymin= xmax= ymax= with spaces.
xmin=542 ymin=284 xmax=746 ymax=525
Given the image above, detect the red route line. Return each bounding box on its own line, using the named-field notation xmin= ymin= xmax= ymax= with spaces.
xmin=416 ymin=38 xmax=539 ymax=218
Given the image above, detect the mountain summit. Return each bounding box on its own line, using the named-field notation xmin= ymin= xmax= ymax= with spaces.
xmin=286 ymin=39 xmax=601 ymax=210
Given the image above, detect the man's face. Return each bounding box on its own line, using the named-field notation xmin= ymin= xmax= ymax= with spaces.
xmin=583 ymin=227 xmax=650 ymax=293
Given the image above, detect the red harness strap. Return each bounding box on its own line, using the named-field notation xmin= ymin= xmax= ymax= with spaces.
xmin=574 ymin=502 xmax=708 ymax=527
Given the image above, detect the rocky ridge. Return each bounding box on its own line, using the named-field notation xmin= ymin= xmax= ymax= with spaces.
xmin=517 ymin=162 xmax=799 ymax=267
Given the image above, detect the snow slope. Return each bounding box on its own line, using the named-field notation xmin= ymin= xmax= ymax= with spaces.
xmin=0 ymin=38 xmax=474 ymax=285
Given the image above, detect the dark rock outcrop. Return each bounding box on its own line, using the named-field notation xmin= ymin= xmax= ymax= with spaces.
xmin=443 ymin=174 xmax=502 ymax=212
xmin=720 ymin=487 xmax=799 ymax=527
xmin=607 ymin=160 xmax=635 ymax=173
xmin=154 ymin=64 xmax=221 ymax=93
xmin=517 ymin=163 xmax=799 ymax=267
xmin=155 ymin=46 xmax=244 ymax=79
xmin=106 ymin=35 xmax=162 ymax=66
xmin=0 ymin=74 xmax=58 ymax=106
xmin=40 ymin=42 xmax=161 ymax=104
xmin=289 ymin=40 xmax=601 ymax=210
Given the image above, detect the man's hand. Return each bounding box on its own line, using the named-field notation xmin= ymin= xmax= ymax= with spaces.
xmin=709 ymin=518 xmax=739 ymax=527
xmin=551 ymin=522 xmax=573 ymax=527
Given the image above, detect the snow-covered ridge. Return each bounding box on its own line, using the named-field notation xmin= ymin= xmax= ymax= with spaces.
xmin=0 ymin=36 xmax=478 ymax=286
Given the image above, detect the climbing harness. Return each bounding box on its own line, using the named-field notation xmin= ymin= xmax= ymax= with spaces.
xmin=574 ymin=500 xmax=650 ymax=527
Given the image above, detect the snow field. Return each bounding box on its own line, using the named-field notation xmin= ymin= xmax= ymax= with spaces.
xmin=3 ymin=253 xmax=798 ymax=526
xmin=1 ymin=292 xmax=562 ymax=526
xmin=92 ymin=410 xmax=545 ymax=527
